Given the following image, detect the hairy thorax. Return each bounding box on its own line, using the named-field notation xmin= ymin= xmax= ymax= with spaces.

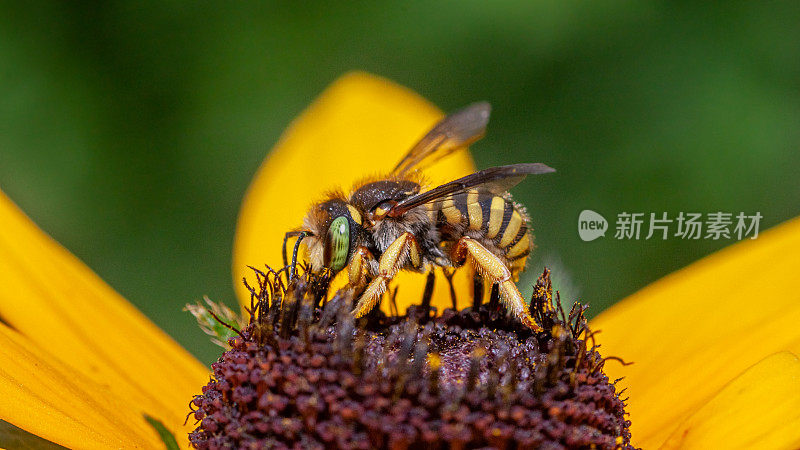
xmin=368 ymin=206 xmax=445 ymax=269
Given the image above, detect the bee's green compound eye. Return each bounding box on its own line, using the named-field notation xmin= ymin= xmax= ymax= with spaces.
xmin=327 ymin=216 xmax=350 ymax=272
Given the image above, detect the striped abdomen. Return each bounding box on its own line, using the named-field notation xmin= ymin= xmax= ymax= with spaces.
xmin=428 ymin=190 xmax=532 ymax=273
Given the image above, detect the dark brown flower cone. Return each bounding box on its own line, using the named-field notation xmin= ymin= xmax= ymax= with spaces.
xmin=189 ymin=268 xmax=635 ymax=449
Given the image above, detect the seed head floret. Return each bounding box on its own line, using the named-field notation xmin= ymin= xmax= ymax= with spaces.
xmin=189 ymin=267 xmax=635 ymax=449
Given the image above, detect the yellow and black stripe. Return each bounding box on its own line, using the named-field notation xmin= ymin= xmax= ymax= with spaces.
xmin=431 ymin=189 xmax=532 ymax=269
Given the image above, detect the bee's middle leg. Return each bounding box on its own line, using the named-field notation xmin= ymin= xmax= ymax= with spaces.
xmin=452 ymin=236 xmax=542 ymax=332
xmin=352 ymin=232 xmax=421 ymax=318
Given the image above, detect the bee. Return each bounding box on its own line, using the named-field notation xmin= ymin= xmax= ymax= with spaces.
xmin=282 ymin=103 xmax=554 ymax=331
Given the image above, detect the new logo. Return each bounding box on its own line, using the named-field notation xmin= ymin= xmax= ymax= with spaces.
xmin=578 ymin=210 xmax=608 ymax=241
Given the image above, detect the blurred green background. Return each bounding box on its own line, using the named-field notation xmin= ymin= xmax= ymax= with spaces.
xmin=1 ymin=2 xmax=798 ymax=364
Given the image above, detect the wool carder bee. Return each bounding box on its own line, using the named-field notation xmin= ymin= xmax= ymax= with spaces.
xmin=282 ymin=103 xmax=554 ymax=331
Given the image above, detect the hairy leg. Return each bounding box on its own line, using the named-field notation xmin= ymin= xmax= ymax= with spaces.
xmin=352 ymin=232 xmax=421 ymax=318
xmin=452 ymin=236 xmax=542 ymax=332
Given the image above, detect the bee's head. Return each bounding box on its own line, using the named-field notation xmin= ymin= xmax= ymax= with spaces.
xmin=301 ymin=197 xmax=364 ymax=274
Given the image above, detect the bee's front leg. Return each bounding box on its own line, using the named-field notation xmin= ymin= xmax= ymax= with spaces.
xmin=346 ymin=246 xmax=374 ymax=293
xmin=352 ymin=232 xmax=421 ymax=318
xmin=452 ymin=236 xmax=543 ymax=332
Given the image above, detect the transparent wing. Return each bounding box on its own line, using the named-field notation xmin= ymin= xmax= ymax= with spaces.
xmin=387 ymin=163 xmax=555 ymax=217
xmin=392 ymin=102 xmax=491 ymax=176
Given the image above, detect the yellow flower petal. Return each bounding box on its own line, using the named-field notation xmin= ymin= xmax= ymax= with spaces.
xmin=0 ymin=191 xmax=208 ymax=444
xmin=0 ymin=324 xmax=161 ymax=448
xmin=590 ymin=217 xmax=800 ymax=448
xmin=660 ymin=352 xmax=800 ymax=449
xmin=233 ymin=71 xmax=476 ymax=314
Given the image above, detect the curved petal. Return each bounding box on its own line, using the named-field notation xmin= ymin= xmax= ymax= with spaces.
xmin=0 ymin=191 xmax=208 ymax=445
xmin=660 ymin=352 xmax=800 ymax=449
xmin=0 ymin=324 xmax=162 ymax=448
xmin=233 ymin=72 xmax=476 ymax=314
xmin=590 ymin=216 xmax=800 ymax=448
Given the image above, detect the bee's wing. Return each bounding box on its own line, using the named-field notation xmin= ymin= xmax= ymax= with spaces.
xmin=392 ymin=102 xmax=491 ymax=177
xmin=387 ymin=163 xmax=555 ymax=217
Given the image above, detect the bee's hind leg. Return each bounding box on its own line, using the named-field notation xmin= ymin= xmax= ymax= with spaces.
xmin=352 ymin=232 xmax=421 ymax=318
xmin=452 ymin=236 xmax=542 ymax=332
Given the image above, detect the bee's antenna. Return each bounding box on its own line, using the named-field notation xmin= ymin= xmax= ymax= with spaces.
xmin=289 ymin=231 xmax=309 ymax=280
xmin=282 ymin=231 xmax=304 ymax=267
